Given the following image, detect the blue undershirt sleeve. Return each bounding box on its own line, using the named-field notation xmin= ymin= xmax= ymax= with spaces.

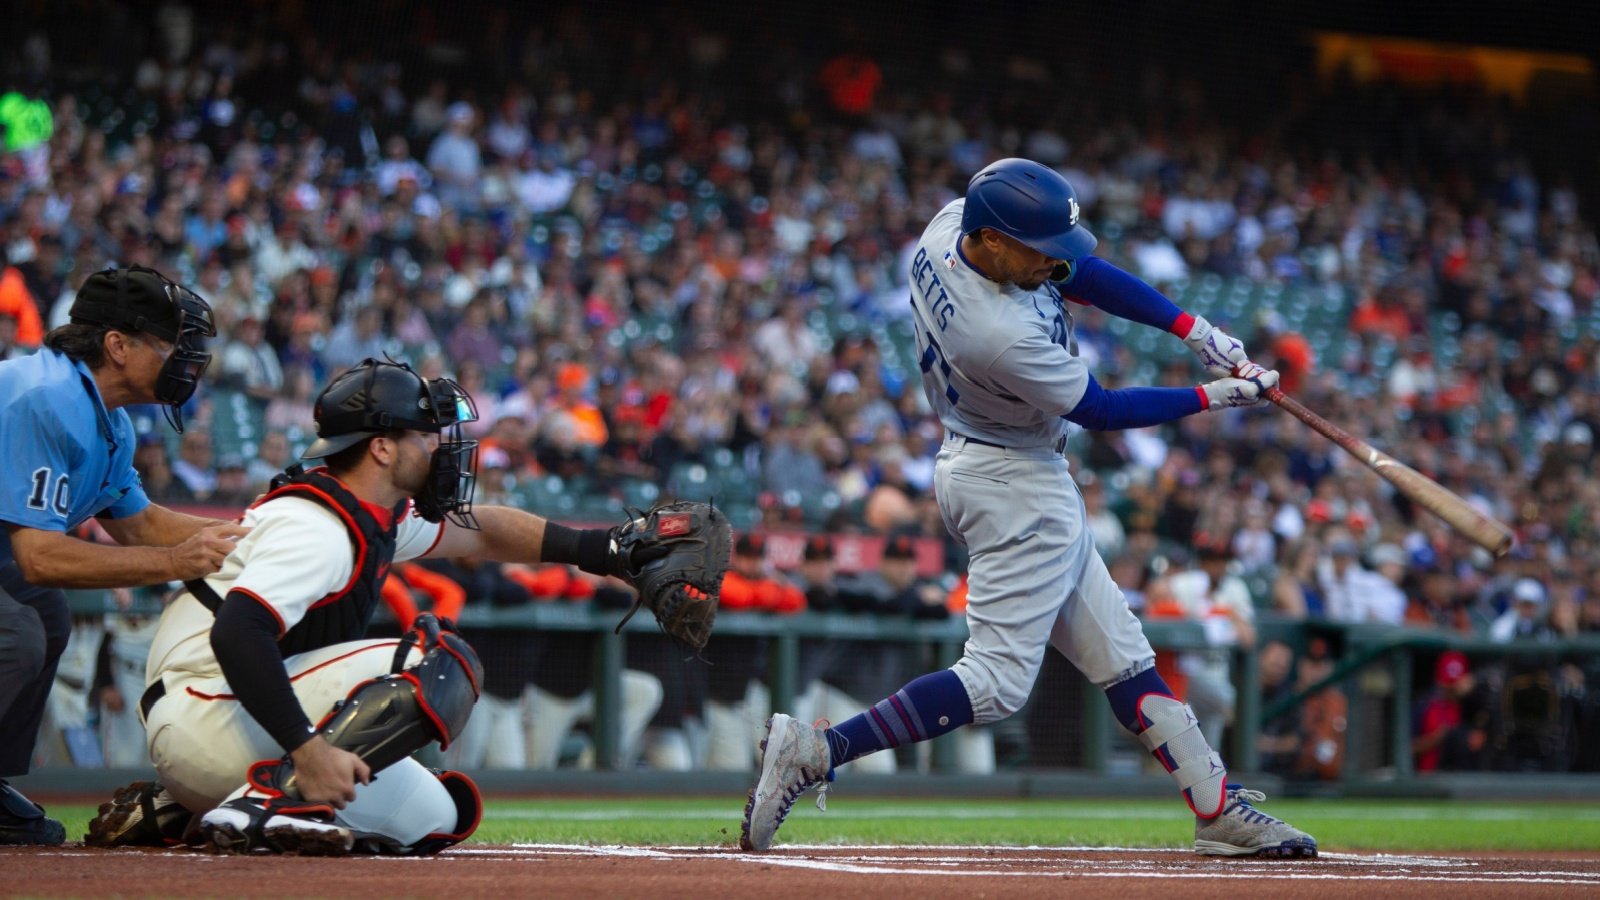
xmin=1058 ymin=256 xmax=1190 ymax=334
xmin=1064 ymin=374 xmax=1206 ymax=430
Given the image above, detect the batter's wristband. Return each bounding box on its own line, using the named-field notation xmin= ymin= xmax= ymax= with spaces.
xmin=1170 ymin=311 xmax=1197 ymax=338
xmin=541 ymin=523 xmax=612 ymax=576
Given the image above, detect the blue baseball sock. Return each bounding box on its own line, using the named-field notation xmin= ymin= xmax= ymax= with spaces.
xmin=824 ymin=669 xmax=974 ymax=769
xmin=1103 ymin=666 xmax=1178 ymax=733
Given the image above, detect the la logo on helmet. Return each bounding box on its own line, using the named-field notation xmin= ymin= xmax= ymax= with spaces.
xmin=1067 ymin=197 xmax=1080 ymax=228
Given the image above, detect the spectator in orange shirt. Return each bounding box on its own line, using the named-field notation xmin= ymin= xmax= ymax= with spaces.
xmin=0 ymin=249 xmax=44 ymax=348
xmin=552 ymin=362 xmax=608 ymax=448
xmin=1349 ymin=281 xmax=1417 ymax=343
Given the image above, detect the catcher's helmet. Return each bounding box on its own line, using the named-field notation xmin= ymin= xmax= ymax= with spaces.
xmin=304 ymin=358 xmax=480 ymax=527
xmin=69 ymin=265 xmax=216 ymax=432
xmin=961 ymin=158 xmax=1097 ymax=262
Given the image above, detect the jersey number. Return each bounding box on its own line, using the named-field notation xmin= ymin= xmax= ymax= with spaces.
xmin=28 ymin=467 xmax=69 ymax=516
xmin=919 ymin=331 xmax=960 ymax=405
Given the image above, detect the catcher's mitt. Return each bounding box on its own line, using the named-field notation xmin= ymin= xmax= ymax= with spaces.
xmin=607 ymin=500 xmax=730 ymax=652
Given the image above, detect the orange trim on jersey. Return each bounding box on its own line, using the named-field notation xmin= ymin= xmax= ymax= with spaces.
xmin=267 ymin=482 xmax=369 ymax=609
xmin=290 ymin=641 xmax=404 ymax=685
xmin=180 ymin=640 xmax=405 ymax=705
xmin=230 ymin=586 xmax=286 ymax=637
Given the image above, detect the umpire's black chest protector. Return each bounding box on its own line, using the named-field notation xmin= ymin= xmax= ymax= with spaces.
xmin=186 ymin=467 xmax=406 ymax=657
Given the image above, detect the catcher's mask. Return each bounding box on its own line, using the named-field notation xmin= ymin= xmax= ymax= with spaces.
xmin=302 ymin=357 xmax=481 ymax=529
xmin=69 ymin=266 xmax=216 ymax=433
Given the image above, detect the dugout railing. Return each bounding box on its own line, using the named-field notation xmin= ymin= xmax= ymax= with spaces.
xmin=63 ymin=591 xmax=1600 ymax=781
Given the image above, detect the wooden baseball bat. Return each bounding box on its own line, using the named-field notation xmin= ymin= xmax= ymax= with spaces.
xmin=1265 ymin=387 xmax=1514 ymax=556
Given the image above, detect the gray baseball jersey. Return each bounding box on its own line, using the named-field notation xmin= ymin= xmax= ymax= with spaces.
xmin=908 ymin=200 xmax=1088 ymax=449
xmin=909 ymin=199 xmax=1153 ymax=722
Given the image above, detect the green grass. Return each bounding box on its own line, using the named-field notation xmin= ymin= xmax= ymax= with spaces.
xmin=51 ymin=796 xmax=1600 ymax=852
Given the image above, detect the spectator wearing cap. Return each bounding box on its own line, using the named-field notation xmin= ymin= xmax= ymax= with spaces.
xmin=426 ymin=101 xmax=481 ymax=212
xmin=1317 ymin=529 xmax=1405 ymax=624
xmin=1490 ymin=578 xmax=1555 ymax=643
xmin=216 ymin=313 xmax=283 ymax=402
xmin=210 ymin=455 xmax=254 ymax=508
xmin=170 ymin=430 xmax=217 ymax=502
xmin=131 ymin=433 xmax=192 ymax=504
xmin=1413 ymin=651 xmax=1493 ymax=772
xmin=319 ymin=306 xmax=389 ymax=374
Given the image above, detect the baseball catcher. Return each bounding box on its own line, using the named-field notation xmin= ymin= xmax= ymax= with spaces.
xmin=84 ymin=357 xmax=729 ymax=856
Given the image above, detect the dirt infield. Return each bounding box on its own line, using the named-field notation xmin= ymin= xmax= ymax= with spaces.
xmin=5 ymin=843 xmax=1599 ymax=898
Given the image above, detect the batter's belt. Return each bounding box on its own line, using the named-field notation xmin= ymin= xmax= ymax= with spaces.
xmin=945 ymin=431 xmax=1068 ymax=457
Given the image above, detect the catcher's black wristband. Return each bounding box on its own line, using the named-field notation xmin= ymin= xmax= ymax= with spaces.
xmin=541 ymin=522 xmax=612 ymax=576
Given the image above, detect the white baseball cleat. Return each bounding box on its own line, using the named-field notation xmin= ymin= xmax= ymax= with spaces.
xmin=739 ymin=714 xmax=832 ymax=852
xmin=1194 ymin=786 xmax=1318 ymax=858
xmin=201 ymin=798 xmax=354 ymax=856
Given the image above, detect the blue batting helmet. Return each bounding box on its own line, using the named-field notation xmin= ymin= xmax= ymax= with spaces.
xmin=961 ymin=158 xmax=1097 ymax=261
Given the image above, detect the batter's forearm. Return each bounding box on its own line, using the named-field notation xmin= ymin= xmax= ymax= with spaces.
xmin=1064 ymin=378 xmax=1206 ymax=430
xmin=7 ymin=526 xmax=193 ymax=588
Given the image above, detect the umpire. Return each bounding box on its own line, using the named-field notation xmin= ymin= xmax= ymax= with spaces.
xmin=0 ymin=266 xmax=246 ymax=845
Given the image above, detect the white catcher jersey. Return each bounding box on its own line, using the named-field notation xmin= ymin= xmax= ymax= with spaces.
xmin=908 ymin=199 xmax=1090 ymax=448
xmin=145 ymin=495 xmax=444 ymax=685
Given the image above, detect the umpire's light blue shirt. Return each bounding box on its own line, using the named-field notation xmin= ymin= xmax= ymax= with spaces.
xmin=0 ymin=349 xmax=150 ymax=535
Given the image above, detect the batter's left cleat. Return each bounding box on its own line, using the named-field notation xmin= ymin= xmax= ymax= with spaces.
xmin=1194 ymin=785 xmax=1318 ymax=858
xmin=200 ymin=798 xmax=353 ymax=856
xmin=85 ymin=781 xmax=193 ymax=847
xmin=739 ymin=714 xmax=833 ymax=852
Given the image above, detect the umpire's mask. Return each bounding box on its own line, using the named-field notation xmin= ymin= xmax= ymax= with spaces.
xmin=70 ymin=266 xmax=216 ymax=433
xmin=303 ymin=357 xmax=481 ymax=529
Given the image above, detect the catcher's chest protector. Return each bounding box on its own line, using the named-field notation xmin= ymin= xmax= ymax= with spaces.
xmin=186 ymin=469 xmax=406 ymax=656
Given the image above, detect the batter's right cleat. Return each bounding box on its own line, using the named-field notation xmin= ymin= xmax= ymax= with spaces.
xmin=85 ymin=781 xmax=193 ymax=847
xmin=200 ymin=798 xmax=353 ymax=856
xmin=1194 ymin=785 xmax=1318 ymax=858
xmin=0 ymin=779 xmax=65 ymax=846
xmin=739 ymin=713 xmax=833 ymax=852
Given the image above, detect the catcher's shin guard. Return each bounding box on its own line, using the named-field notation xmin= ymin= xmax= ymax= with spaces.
xmin=1136 ymin=693 xmax=1227 ymax=818
xmin=282 ymin=620 xmax=483 ymax=796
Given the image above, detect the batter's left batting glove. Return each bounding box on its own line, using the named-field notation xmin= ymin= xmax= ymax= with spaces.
xmin=1182 ymin=314 xmax=1251 ymax=378
xmin=1200 ymin=367 xmax=1280 ymax=410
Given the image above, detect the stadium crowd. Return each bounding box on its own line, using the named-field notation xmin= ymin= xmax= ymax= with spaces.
xmin=4 ymin=2 xmax=1599 ymax=776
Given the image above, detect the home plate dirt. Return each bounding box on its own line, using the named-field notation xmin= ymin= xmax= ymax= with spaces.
xmin=5 ymin=844 xmax=1598 ymax=898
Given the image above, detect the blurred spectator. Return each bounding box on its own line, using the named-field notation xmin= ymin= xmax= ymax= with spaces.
xmin=210 ymin=456 xmax=254 ymax=508
xmin=246 ymin=430 xmax=293 ymax=491
xmin=132 ymin=434 xmax=192 ymax=504
xmin=217 ymin=314 xmax=284 ymax=401
xmin=0 ymin=248 xmax=44 ymax=348
xmin=1490 ymin=578 xmax=1555 ymax=643
xmin=1319 ymin=532 xmax=1405 ymax=624
xmin=171 ymin=430 xmax=217 ymax=501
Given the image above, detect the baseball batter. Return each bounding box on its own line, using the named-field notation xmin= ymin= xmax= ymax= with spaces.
xmin=87 ymin=357 xmax=720 ymax=856
xmin=0 ymin=267 xmax=241 ymax=846
xmin=742 ymin=158 xmax=1317 ymax=858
